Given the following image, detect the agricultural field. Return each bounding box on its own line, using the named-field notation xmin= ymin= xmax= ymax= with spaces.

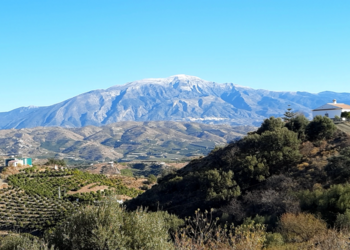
xmin=0 ymin=167 xmax=143 ymax=232
xmin=0 ymin=187 xmax=78 ymax=231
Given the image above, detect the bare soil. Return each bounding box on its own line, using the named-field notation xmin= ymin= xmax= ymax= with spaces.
xmin=167 ymin=162 xmax=189 ymax=169
xmin=67 ymin=183 xmax=110 ymax=194
xmin=117 ymin=176 xmax=151 ymax=190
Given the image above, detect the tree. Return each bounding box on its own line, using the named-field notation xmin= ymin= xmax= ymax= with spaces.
xmin=237 ymin=127 xmax=302 ymax=185
xmin=325 ymin=147 xmax=350 ymax=183
xmin=282 ymin=105 xmax=296 ymax=122
xmin=256 ymin=117 xmax=285 ymax=135
xmin=341 ymin=111 xmax=350 ymax=119
xmin=285 ymin=115 xmax=309 ymax=140
xmin=306 ymin=115 xmax=336 ymax=141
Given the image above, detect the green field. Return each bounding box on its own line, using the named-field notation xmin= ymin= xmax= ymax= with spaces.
xmin=1 ymin=168 xmax=142 ymax=232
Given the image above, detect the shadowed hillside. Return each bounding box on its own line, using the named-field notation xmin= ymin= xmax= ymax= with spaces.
xmin=127 ymin=115 xmax=350 ymax=227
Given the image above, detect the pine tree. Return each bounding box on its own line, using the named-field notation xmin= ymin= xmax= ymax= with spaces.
xmin=283 ymin=105 xmax=296 ymax=122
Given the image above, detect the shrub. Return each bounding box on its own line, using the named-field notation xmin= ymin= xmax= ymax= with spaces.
xmin=306 ymin=115 xmax=336 ymax=141
xmin=335 ymin=209 xmax=350 ymax=229
xmin=147 ymin=174 xmax=157 ymax=184
xmin=173 ymin=209 xmax=266 ymax=249
xmin=278 ymin=213 xmax=327 ymax=243
xmin=0 ymin=234 xmax=53 ymax=250
xmin=265 ymin=232 xmax=284 ymax=247
xmin=48 ymin=198 xmax=178 ymax=250
xmin=324 ymin=147 xmax=350 ymax=183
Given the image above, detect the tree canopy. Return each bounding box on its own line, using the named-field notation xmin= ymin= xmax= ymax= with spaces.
xmin=306 ymin=115 xmax=336 ymax=141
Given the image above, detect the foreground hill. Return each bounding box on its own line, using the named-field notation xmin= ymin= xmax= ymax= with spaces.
xmin=1 ymin=75 xmax=350 ymax=129
xmin=127 ymin=118 xmax=350 ymax=224
xmin=0 ymin=121 xmax=253 ymax=162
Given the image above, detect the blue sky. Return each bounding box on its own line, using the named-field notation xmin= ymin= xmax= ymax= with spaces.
xmin=0 ymin=0 xmax=349 ymax=112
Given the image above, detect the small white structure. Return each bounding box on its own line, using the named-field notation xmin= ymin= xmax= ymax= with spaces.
xmin=312 ymin=99 xmax=350 ymax=119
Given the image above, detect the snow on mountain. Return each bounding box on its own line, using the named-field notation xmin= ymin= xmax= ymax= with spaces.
xmin=1 ymin=75 xmax=350 ymax=129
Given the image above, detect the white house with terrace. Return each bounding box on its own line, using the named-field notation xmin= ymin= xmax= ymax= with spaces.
xmin=312 ymin=99 xmax=350 ymax=119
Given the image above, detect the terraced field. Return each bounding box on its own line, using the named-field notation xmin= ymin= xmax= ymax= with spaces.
xmin=0 ymin=167 xmax=143 ymax=232
xmin=0 ymin=187 xmax=78 ymax=231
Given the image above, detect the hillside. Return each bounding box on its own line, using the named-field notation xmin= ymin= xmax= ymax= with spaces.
xmin=0 ymin=121 xmax=253 ymax=162
xmin=1 ymin=75 xmax=350 ymax=129
xmin=127 ymin=115 xmax=350 ymax=227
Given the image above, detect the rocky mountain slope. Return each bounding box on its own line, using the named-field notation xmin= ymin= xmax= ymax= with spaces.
xmin=1 ymin=75 xmax=350 ymax=129
xmin=0 ymin=121 xmax=253 ymax=162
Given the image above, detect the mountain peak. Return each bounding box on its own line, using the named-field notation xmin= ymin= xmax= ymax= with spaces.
xmin=169 ymin=74 xmax=203 ymax=81
xmin=1 ymin=75 xmax=350 ymax=130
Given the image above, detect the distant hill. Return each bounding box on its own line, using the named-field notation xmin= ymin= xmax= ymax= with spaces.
xmin=1 ymin=75 xmax=350 ymax=129
xmin=0 ymin=121 xmax=254 ymax=162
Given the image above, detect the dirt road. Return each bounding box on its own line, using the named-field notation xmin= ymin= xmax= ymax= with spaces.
xmin=336 ymin=123 xmax=350 ymax=135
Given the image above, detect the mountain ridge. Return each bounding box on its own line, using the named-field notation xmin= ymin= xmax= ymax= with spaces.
xmin=1 ymin=75 xmax=350 ymax=129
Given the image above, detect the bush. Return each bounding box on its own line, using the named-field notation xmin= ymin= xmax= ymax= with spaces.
xmin=306 ymin=115 xmax=336 ymax=141
xmin=48 ymin=198 xmax=179 ymax=250
xmin=265 ymin=232 xmax=284 ymax=247
xmin=0 ymin=234 xmax=52 ymax=250
xmin=173 ymin=209 xmax=266 ymax=249
xmin=299 ymin=183 xmax=350 ymax=225
xmin=325 ymin=147 xmax=350 ymax=183
xmin=278 ymin=213 xmax=327 ymax=243
xmin=335 ymin=209 xmax=350 ymax=229
xmin=147 ymin=174 xmax=157 ymax=184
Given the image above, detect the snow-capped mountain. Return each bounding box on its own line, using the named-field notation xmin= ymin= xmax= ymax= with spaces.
xmin=1 ymin=74 xmax=350 ymax=129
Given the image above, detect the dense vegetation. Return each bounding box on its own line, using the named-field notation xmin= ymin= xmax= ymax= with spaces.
xmin=4 ymin=114 xmax=350 ymax=249
xmin=127 ymin=115 xmax=350 ymax=233
xmin=2 ymin=199 xmax=350 ymax=249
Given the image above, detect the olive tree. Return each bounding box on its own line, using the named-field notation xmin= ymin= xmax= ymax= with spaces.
xmin=48 ymin=198 xmax=179 ymax=250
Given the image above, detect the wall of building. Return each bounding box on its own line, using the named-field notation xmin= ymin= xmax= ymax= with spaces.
xmin=5 ymin=158 xmax=32 ymax=167
xmin=312 ymin=109 xmax=342 ymax=119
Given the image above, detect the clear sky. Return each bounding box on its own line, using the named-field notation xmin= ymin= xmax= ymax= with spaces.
xmin=1 ymin=0 xmax=349 ymax=112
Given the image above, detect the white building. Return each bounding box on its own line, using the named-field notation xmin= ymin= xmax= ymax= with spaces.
xmin=312 ymin=99 xmax=350 ymax=119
